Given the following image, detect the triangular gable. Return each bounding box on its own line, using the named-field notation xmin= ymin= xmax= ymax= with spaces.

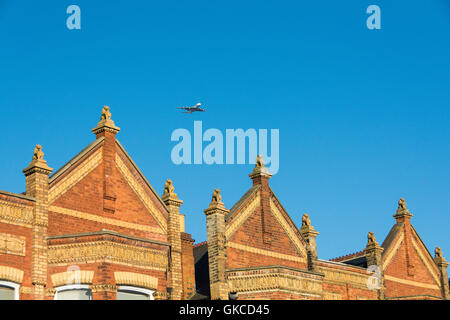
xmin=409 ymin=225 xmax=441 ymax=284
xmin=115 ymin=140 xmax=169 ymax=233
xmin=381 ymin=223 xmax=405 ymax=270
xmin=225 ymin=185 xmax=261 ymax=239
xmin=49 ymin=138 xmax=104 ymax=204
xmin=381 ymin=221 xmax=442 ymax=293
xmin=225 ymin=185 xmax=307 ymax=261
xmin=48 ymin=137 xmax=169 ymax=236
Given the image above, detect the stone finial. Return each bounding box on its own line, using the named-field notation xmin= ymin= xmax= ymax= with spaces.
xmin=393 ymin=197 xmax=412 ymax=220
xmin=211 ymin=189 xmax=223 ymax=204
xmin=302 ymin=213 xmax=311 ymax=227
xmin=161 ymin=179 xmax=182 ymax=206
xmin=249 ymin=155 xmax=272 ymax=179
xmin=92 ymin=105 xmax=120 ymax=135
xmin=367 ymin=231 xmax=378 ymax=246
xmin=23 ymin=144 xmax=53 ymax=177
xmin=204 ymin=189 xmax=229 ymax=215
xmin=364 ymin=231 xmax=384 ymax=268
xmin=435 ymin=247 xmax=443 ymax=258
xmin=164 ymin=179 xmax=175 ymax=196
xmin=435 ymin=247 xmax=447 ymax=264
xmin=100 ymin=106 xmax=112 ymax=121
xmin=33 ymin=145 xmax=45 ymax=161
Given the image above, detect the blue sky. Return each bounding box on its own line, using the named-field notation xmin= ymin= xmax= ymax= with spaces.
xmin=0 ymin=1 xmax=449 ymax=259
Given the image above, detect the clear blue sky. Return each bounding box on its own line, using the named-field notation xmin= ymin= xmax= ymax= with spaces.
xmin=0 ymin=1 xmax=449 ymax=259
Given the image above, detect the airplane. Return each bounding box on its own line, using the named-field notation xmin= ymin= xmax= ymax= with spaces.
xmin=177 ymin=103 xmax=206 ymax=114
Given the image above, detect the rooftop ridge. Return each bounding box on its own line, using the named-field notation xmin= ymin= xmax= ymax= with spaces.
xmin=330 ymin=250 xmax=365 ymax=262
xmin=194 ymin=241 xmax=207 ymax=248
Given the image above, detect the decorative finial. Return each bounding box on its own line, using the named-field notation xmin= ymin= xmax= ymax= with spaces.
xmin=249 ymin=155 xmax=272 ymax=179
xmin=302 ymin=213 xmax=311 ymax=227
xmin=33 ymin=145 xmax=45 ymax=161
xmin=367 ymin=231 xmax=378 ymax=246
xmin=164 ymin=179 xmax=175 ymax=195
xmin=300 ymin=213 xmax=318 ymax=237
xmin=256 ymin=155 xmax=265 ymax=168
xmin=398 ymin=198 xmax=406 ymax=210
xmin=394 ymin=197 xmax=412 ymax=219
xmin=161 ymin=179 xmax=182 ymax=205
xmin=435 ymin=247 xmax=443 ymax=259
xmin=100 ymin=106 xmax=112 ymax=121
xmin=23 ymin=144 xmax=53 ymax=177
xmin=434 ymin=246 xmax=448 ymax=266
xmin=211 ymin=189 xmax=223 ymax=204
xmin=204 ymin=188 xmax=229 ymax=215
xmin=92 ymin=105 xmax=120 ymax=136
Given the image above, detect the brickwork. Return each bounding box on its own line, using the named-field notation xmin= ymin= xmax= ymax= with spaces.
xmin=181 ymin=232 xmax=196 ymax=299
xmin=0 ymin=108 xmax=448 ymax=300
xmin=0 ymin=107 xmax=193 ymax=300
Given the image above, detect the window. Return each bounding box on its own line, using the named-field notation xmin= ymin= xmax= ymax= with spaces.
xmin=0 ymin=281 xmax=20 ymax=300
xmin=54 ymin=285 xmax=92 ymax=300
xmin=116 ymin=286 xmax=154 ymax=300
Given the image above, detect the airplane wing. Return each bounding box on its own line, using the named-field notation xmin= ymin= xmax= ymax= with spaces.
xmin=177 ymin=107 xmax=190 ymax=111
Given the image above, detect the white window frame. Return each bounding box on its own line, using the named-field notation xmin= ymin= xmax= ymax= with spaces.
xmin=117 ymin=286 xmax=155 ymax=300
xmin=54 ymin=284 xmax=92 ymax=300
xmin=0 ymin=280 xmax=20 ymax=300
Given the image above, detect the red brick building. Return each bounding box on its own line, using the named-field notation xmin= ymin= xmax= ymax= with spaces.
xmin=0 ymin=106 xmax=195 ymax=300
xmin=194 ymin=157 xmax=449 ymax=300
xmin=0 ymin=107 xmax=448 ymax=300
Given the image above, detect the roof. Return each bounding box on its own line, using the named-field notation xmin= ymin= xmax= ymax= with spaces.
xmin=330 ymin=250 xmax=365 ymax=262
xmin=381 ymin=222 xmax=404 ymax=253
xmin=116 ymin=140 xmax=169 ymax=213
xmin=0 ymin=190 xmax=35 ymax=202
xmin=225 ymin=185 xmax=260 ymax=222
xmin=49 ymin=137 xmax=104 ymax=183
xmin=193 ymin=241 xmax=208 ymax=264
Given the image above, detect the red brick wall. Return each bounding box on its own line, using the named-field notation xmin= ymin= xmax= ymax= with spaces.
xmin=384 ymin=225 xmax=443 ymax=298
xmin=181 ymin=232 xmax=195 ymax=299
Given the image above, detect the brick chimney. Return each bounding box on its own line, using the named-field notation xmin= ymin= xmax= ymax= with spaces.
xmin=23 ymin=144 xmax=53 ymax=299
xmin=92 ymin=106 xmax=120 ymax=214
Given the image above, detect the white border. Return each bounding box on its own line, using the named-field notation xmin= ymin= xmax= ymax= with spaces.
xmin=117 ymin=286 xmax=155 ymax=300
xmin=0 ymin=280 xmax=20 ymax=300
xmin=54 ymin=284 xmax=92 ymax=300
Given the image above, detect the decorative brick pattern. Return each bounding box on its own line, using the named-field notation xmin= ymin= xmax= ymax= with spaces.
xmin=0 ymin=265 xmax=24 ymax=283
xmin=114 ymin=271 xmax=158 ymax=289
xmin=49 ymin=149 xmax=102 ymax=204
xmin=0 ymin=233 xmax=26 ymax=256
xmin=49 ymin=205 xmax=163 ymax=234
xmin=51 ymin=270 xmax=94 ymax=286
xmin=116 ymin=154 xmax=167 ymax=232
